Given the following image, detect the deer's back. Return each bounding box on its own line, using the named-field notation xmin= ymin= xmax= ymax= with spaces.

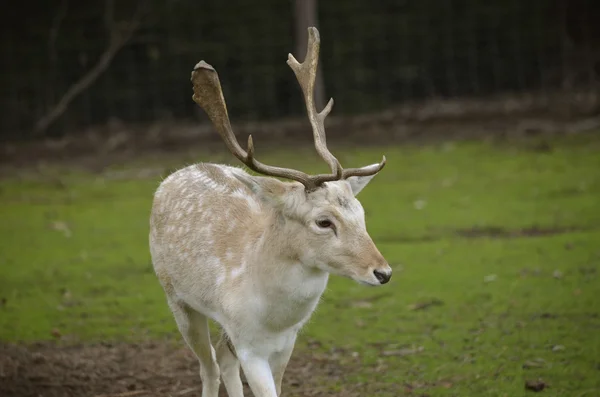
xmin=149 ymin=163 xmax=264 ymax=312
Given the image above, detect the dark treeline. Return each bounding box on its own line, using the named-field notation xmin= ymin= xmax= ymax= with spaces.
xmin=1 ymin=0 xmax=599 ymax=138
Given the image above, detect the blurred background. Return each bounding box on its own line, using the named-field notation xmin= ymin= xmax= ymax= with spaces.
xmin=1 ymin=0 xmax=599 ymax=143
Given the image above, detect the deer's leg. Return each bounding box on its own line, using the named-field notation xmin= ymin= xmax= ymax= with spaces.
xmin=168 ymin=299 xmax=220 ymax=397
xmin=235 ymin=347 xmax=278 ymax=397
xmin=216 ymin=331 xmax=244 ymax=397
xmin=270 ymin=335 xmax=296 ymax=396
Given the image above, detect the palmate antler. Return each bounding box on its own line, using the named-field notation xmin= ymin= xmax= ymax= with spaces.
xmin=191 ymin=27 xmax=386 ymax=192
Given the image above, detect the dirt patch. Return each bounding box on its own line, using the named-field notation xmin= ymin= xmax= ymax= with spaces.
xmin=2 ymin=109 xmax=599 ymax=174
xmin=0 ymin=341 xmax=376 ymax=397
xmin=455 ymin=225 xmax=587 ymax=239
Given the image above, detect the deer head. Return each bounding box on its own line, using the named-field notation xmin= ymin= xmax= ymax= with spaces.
xmin=190 ymin=27 xmax=391 ymax=285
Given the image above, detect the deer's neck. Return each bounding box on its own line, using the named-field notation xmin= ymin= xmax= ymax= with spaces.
xmin=247 ymin=211 xmax=329 ymax=317
xmin=251 ymin=211 xmax=306 ymax=269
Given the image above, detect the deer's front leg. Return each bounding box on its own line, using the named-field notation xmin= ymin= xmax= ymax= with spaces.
xmin=237 ymin=350 xmax=278 ymax=397
xmin=271 ymin=334 xmax=297 ymax=396
xmin=216 ymin=332 xmax=244 ymax=397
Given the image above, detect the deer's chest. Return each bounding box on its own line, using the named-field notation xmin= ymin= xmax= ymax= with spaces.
xmin=251 ymin=266 xmax=329 ymax=332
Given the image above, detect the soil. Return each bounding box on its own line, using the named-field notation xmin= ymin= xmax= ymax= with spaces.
xmin=2 ymin=109 xmax=597 ymax=174
xmin=0 ymin=341 xmax=371 ymax=397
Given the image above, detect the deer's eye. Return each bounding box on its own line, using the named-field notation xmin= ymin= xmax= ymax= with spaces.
xmin=316 ymin=219 xmax=333 ymax=229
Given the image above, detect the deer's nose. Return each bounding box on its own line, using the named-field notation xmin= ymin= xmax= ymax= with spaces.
xmin=373 ymin=269 xmax=392 ymax=284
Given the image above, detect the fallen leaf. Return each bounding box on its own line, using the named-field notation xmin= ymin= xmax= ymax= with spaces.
xmin=551 ymin=345 xmax=565 ymax=352
xmin=51 ymin=328 xmax=62 ymax=339
xmin=525 ymin=379 xmax=546 ymax=392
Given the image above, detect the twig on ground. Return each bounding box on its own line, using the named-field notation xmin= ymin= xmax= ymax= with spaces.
xmin=174 ymin=387 xmax=199 ymax=396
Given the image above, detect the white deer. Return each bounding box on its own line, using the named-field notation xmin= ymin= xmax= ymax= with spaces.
xmin=149 ymin=27 xmax=392 ymax=397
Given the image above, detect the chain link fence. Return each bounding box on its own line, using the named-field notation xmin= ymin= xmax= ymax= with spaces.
xmin=1 ymin=0 xmax=599 ymax=140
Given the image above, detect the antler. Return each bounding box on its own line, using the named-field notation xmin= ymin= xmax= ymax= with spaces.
xmin=286 ymin=28 xmax=342 ymax=185
xmin=190 ymin=27 xmax=385 ymax=192
xmin=286 ymin=27 xmax=386 ymax=182
xmin=191 ymin=61 xmax=320 ymax=190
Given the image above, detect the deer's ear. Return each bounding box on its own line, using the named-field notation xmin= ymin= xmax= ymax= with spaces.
xmin=346 ymin=171 xmax=379 ymax=196
xmin=231 ymin=172 xmax=288 ymax=205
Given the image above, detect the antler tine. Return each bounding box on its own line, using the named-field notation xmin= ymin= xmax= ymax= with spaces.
xmin=341 ymin=155 xmax=387 ymax=179
xmin=191 ymin=61 xmax=318 ymax=190
xmin=287 ymin=27 xmax=342 ymax=183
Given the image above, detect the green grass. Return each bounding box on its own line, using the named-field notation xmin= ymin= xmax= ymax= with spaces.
xmin=1 ymin=135 xmax=599 ymax=396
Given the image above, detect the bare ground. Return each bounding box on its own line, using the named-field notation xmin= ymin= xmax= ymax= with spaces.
xmin=2 ymin=108 xmax=598 ymax=174
xmin=0 ymin=341 xmax=380 ymax=397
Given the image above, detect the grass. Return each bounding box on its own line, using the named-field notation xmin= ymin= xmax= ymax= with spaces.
xmin=1 ymin=134 xmax=599 ymax=396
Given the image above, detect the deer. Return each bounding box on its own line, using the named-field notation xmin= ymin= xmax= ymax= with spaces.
xmin=149 ymin=27 xmax=392 ymax=397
